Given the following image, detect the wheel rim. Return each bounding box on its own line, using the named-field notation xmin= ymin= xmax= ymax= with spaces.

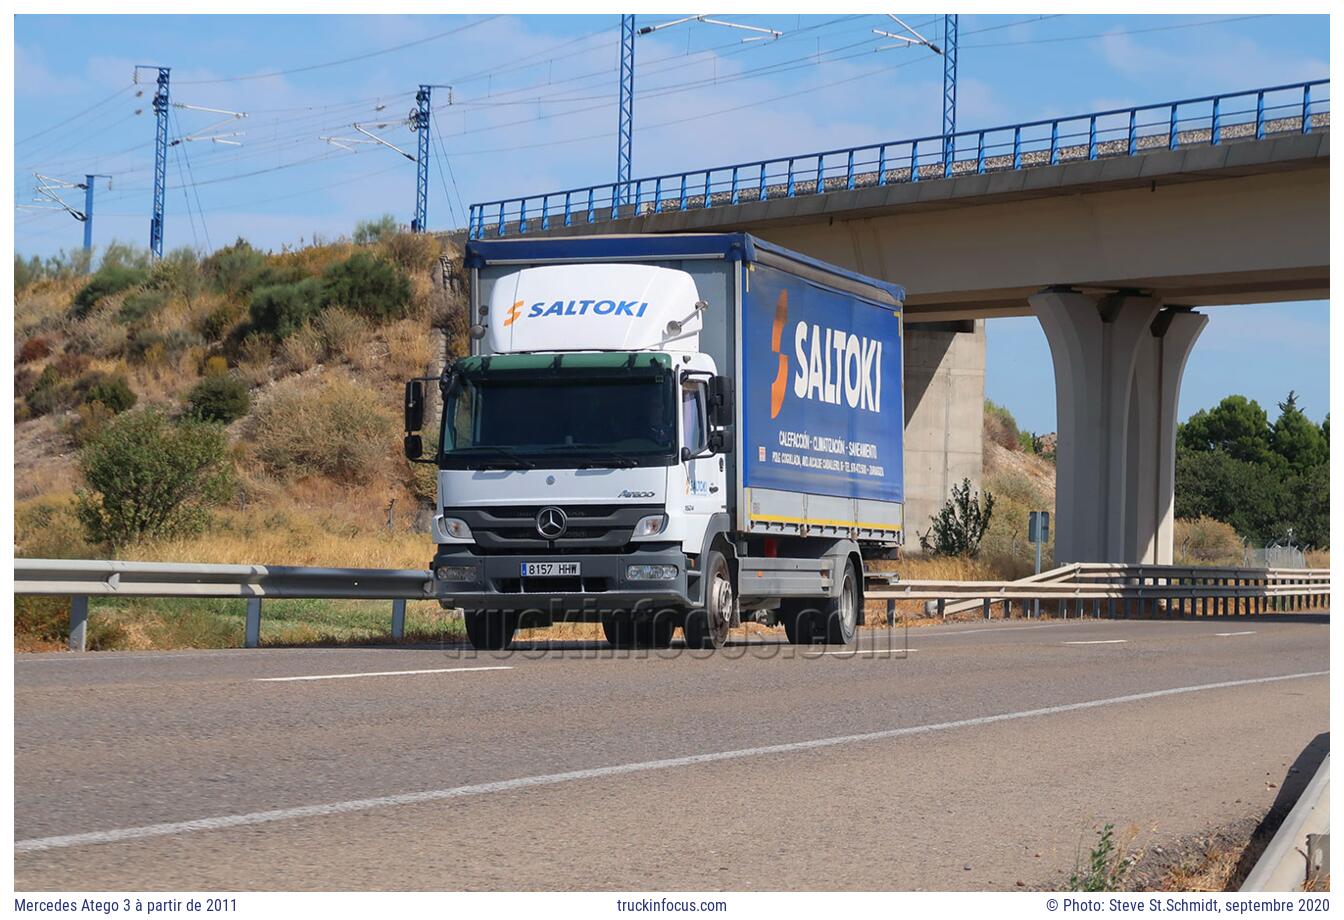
xmin=710 ymin=569 xmax=733 ymax=644
xmin=840 ymin=573 xmax=857 ymax=633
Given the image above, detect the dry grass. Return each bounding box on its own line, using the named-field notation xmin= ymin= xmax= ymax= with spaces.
xmin=279 ymin=321 xmax=323 ymax=373
xmin=236 ymin=332 xmax=274 ymax=386
xmin=316 ymin=307 xmax=371 ymax=368
xmin=381 ymin=317 xmax=438 ymax=379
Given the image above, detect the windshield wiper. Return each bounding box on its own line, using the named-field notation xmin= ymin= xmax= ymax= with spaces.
xmin=465 ymin=446 xmax=535 ymax=470
xmin=538 ymin=443 xmax=644 ymax=469
xmin=577 ymin=457 xmax=639 ymax=469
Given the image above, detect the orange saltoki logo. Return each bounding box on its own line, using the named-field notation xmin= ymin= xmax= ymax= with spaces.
xmin=503 ymin=300 xmax=525 ymax=327
xmin=769 ymin=291 xmax=789 ymax=419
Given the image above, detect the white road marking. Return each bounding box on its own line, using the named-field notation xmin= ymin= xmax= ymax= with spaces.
xmin=1215 ymin=631 xmax=1256 ymax=637
xmin=821 ymin=649 xmax=918 ymax=656
xmin=15 ymin=669 xmax=1328 ymax=854
xmin=1063 ymin=640 xmax=1129 ymax=645
xmin=253 ymin=666 xmax=513 ymax=683
xmin=923 ymin=623 xmax=1062 ymax=637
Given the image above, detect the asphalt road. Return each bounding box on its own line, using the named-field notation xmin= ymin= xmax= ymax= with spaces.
xmin=13 ymin=615 xmax=1330 ymax=891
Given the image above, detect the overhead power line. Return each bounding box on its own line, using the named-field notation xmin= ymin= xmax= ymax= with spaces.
xmin=174 ymin=16 xmax=499 ymax=84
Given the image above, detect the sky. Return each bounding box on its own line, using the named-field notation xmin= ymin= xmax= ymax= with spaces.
xmin=12 ymin=13 xmax=1331 ymax=429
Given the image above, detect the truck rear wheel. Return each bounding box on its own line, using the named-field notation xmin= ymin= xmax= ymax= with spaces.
xmin=822 ymin=560 xmax=860 ymax=645
xmin=464 ymin=610 xmax=517 ymax=650
xmin=780 ymin=601 xmax=819 ymax=645
xmin=683 ymin=551 xmax=733 ymax=649
xmin=603 ymin=612 xmax=677 ymax=649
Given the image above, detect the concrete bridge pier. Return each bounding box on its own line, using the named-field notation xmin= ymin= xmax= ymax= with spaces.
xmin=1029 ymin=288 xmax=1205 ymax=564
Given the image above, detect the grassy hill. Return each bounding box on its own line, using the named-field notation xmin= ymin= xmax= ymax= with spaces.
xmin=14 ymin=226 xmax=472 ymax=649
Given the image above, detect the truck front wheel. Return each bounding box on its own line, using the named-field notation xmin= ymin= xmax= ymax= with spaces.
xmin=463 ymin=610 xmax=517 ymax=650
xmin=683 ymin=551 xmax=733 ymax=649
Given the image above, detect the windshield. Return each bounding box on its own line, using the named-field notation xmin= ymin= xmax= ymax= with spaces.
xmin=441 ymin=371 xmax=677 ymax=469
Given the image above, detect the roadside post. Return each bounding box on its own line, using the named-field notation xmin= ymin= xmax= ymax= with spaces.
xmin=1028 ymin=511 xmax=1050 ymax=618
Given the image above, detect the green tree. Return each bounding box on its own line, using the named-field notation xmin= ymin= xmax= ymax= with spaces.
xmin=920 ymin=478 xmax=995 ymax=557
xmin=1271 ymin=391 xmax=1327 ymax=473
xmin=353 ymin=213 xmax=400 ymax=245
xmin=75 ymin=409 xmax=234 ymax=547
xmin=320 ymin=252 xmax=412 ymax=322
xmin=1178 ymin=395 xmax=1273 ymax=464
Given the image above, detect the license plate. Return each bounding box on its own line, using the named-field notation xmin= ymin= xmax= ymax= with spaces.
xmin=521 ymin=562 xmax=581 ymax=578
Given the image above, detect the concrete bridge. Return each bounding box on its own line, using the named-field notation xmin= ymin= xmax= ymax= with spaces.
xmin=466 ymin=80 xmax=1330 ymax=565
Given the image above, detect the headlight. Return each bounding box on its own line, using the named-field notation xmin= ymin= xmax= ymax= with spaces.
xmin=436 ymin=564 xmax=479 ymax=582
xmin=438 ymin=516 xmax=474 ymax=542
xmin=626 ymin=564 xmax=679 ymax=581
xmin=630 ymin=514 xmax=669 ymax=539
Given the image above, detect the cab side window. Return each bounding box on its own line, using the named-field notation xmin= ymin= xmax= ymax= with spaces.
xmin=682 ymin=382 xmax=707 ymax=455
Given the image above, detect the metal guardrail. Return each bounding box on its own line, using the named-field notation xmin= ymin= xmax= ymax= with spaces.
xmin=1241 ymin=753 xmax=1330 ymax=891
xmin=13 ymin=559 xmax=1329 ymax=652
xmin=15 ymin=559 xmax=432 ymax=651
xmin=866 ymin=564 xmax=1330 ymax=621
xmin=468 ymin=79 xmax=1329 ymax=240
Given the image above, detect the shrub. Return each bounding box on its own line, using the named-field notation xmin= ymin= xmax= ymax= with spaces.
xmin=186 ymin=375 xmax=251 ymax=423
xmin=249 ymin=277 xmax=323 ymax=339
xmin=75 ymin=409 xmax=234 ymax=547
xmin=127 ymin=328 xmax=203 ymax=366
xmin=77 ymin=372 xmax=137 ymax=413
xmin=316 ymin=308 xmax=369 ymax=366
xmin=202 ymin=354 xmax=230 ymax=378
xmin=149 ymin=247 xmax=202 ymax=301
xmin=72 ymin=264 xmax=149 ymax=318
xmin=279 ymin=322 xmax=323 ymax=373
xmin=1175 ymin=516 xmax=1245 ymax=566
xmin=920 ymin=478 xmax=996 ymax=557
xmin=117 ymin=289 xmax=168 ymax=325
xmin=248 ymin=377 xmax=396 ymax=483
xmin=51 ymin=351 xmax=91 ymax=378
xmin=18 ymin=336 xmax=51 ymax=363
xmin=378 ymin=231 xmax=441 ymax=273
xmin=236 ymin=332 xmax=274 ymax=385
xmin=202 ymin=238 xmax=267 ymax=299
xmin=198 ymin=299 xmax=246 ymax=341
xmin=25 ymin=365 xmax=73 ymax=417
xmin=320 ymin=252 xmax=412 ymax=322
xmin=68 ymin=400 xmax=118 ymax=447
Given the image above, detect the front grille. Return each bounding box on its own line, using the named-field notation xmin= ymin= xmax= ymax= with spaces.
xmin=445 ymin=504 xmax=658 ymax=555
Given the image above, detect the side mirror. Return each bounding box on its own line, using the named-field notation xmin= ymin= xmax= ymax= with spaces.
xmin=708 ymin=375 xmax=734 ymax=427
xmin=708 ymin=429 xmax=733 ymax=454
xmin=404 ymin=434 xmax=424 ymax=461
xmin=404 ymin=380 xmax=425 ymax=432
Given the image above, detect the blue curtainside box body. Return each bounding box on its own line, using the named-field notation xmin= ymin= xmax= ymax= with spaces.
xmin=465 ymin=232 xmax=906 ymax=544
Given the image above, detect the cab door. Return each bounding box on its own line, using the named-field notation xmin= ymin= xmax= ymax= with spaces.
xmin=678 ymin=376 xmax=727 ymax=552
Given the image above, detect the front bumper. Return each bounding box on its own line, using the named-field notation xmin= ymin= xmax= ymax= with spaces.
xmin=430 ymin=547 xmax=694 ymax=618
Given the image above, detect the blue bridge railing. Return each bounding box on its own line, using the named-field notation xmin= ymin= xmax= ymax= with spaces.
xmin=467 ymin=79 xmax=1328 ymax=240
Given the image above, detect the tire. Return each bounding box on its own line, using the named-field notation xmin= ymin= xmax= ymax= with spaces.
xmin=637 ymin=612 xmax=678 ymax=649
xmin=780 ymin=600 xmax=819 ymax=645
xmin=822 ymin=559 xmax=860 ymax=645
xmin=604 ymin=612 xmax=677 ymax=649
xmin=684 ymin=551 xmax=733 ymax=649
xmin=464 ymin=610 xmax=517 ymax=650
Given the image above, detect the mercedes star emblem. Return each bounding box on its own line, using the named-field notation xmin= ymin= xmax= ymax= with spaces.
xmin=536 ymin=506 xmax=568 ymax=539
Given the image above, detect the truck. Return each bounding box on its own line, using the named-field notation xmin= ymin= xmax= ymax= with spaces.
xmin=402 ymin=233 xmax=905 ymax=651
